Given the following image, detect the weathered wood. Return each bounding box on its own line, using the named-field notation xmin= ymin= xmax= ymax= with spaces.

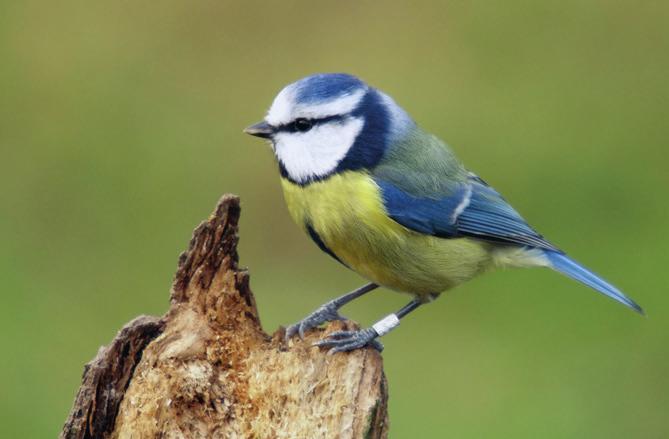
xmin=61 ymin=194 xmax=389 ymax=439
xmin=60 ymin=316 xmax=165 ymax=439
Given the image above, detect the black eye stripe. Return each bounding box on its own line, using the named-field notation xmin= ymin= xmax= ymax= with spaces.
xmin=276 ymin=114 xmax=346 ymax=133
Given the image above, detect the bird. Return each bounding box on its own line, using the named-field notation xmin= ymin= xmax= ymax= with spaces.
xmin=244 ymin=73 xmax=643 ymax=354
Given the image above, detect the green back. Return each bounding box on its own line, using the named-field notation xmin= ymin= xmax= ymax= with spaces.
xmin=372 ymin=126 xmax=469 ymax=198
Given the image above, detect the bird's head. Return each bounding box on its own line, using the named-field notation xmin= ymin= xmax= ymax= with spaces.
xmin=245 ymin=73 xmax=414 ymax=185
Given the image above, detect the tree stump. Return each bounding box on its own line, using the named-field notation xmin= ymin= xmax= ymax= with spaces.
xmin=61 ymin=194 xmax=389 ymax=439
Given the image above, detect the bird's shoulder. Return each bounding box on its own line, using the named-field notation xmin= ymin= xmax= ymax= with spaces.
xmin=371 ymin=127 xmax=468 ymax=197
xmin=370 ymin=131 xmax=557 ymax=250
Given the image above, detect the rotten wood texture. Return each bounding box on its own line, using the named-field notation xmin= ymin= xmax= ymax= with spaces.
xmin=61 ymin=316 xmax=165 ymax=439
xmin=61 ymin=194 xmax=389 ymax=439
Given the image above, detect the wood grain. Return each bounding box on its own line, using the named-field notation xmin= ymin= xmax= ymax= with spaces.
xmin=61 ymin=195 xmax=388 ymax=439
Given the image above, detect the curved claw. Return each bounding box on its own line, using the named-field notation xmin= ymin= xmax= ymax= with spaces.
xmin=313 ymin=328 xmax=383 ymax=354
xmin=284 ymin=302 xmax=346 ymax=343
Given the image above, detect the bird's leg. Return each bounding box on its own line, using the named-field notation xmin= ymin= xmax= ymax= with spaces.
xmin=314 ymin=296 xmax=429 ymax=354
xmin=285 ymin=283 xmax=379 ymax=341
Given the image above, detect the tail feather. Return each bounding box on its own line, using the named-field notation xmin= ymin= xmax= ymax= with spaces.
xmin=544 ymin=251 xmax=643 ymax=314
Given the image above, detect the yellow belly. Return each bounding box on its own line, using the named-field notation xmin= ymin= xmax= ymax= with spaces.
xmin=281 ymin=171 xmax=492 ymax=296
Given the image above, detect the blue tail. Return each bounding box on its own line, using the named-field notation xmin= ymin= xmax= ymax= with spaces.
xmin=544 ymin=251 xmax=643 ymax=314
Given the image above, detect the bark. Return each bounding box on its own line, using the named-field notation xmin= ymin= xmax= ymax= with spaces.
xmin=61 ymin=194 xmax=388 ymax=439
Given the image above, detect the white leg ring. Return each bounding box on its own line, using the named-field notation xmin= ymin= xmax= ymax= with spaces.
xmin=372 ymin=314 xmax=400 ymax=336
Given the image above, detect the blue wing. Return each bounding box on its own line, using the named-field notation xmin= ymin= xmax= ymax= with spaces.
xmin=376 ymin=174 xmax=643 ymax=313
xmin=376 ymin=173 xmax=559 ymax=251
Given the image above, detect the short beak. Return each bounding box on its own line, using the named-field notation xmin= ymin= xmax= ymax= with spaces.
xmin=243 ymin=121 xmax=274 ymax=139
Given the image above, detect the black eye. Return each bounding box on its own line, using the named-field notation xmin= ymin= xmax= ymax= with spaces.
xmin=293 ymin=118 xmax=313 ymax=132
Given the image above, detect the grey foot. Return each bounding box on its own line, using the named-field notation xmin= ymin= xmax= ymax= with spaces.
xmin=313 ymin=328 xmax=384 ymax=354
xmin=285 ymin=302 xmax=346 ymax=341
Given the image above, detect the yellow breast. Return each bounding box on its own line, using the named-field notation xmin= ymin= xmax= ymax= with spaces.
xmin=281 ymin=171 xmax=491 ymax=295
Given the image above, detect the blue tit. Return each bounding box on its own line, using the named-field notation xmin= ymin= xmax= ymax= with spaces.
xmin=244 ymin=73 xmax=643 ymax=354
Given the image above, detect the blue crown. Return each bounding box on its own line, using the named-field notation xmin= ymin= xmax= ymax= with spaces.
xmin=293 ymin=73 xmax=367 ymax=105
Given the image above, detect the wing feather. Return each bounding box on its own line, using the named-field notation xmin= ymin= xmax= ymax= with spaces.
xmin=376 ymin=174 xmax=559 ymax=251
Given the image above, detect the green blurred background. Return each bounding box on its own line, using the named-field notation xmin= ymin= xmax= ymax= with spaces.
xmin=1 ymin=1 xmax=667 ymax=437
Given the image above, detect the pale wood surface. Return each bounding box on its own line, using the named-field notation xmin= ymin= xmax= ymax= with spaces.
xmin=61 ymin=195 xmax=388 ymax=439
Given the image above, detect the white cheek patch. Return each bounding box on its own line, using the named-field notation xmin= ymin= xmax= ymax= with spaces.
xmin=274 ymin=117 xmax=364 ymax=183
xmin=266 ymin=88 xmax=366 ymax=126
